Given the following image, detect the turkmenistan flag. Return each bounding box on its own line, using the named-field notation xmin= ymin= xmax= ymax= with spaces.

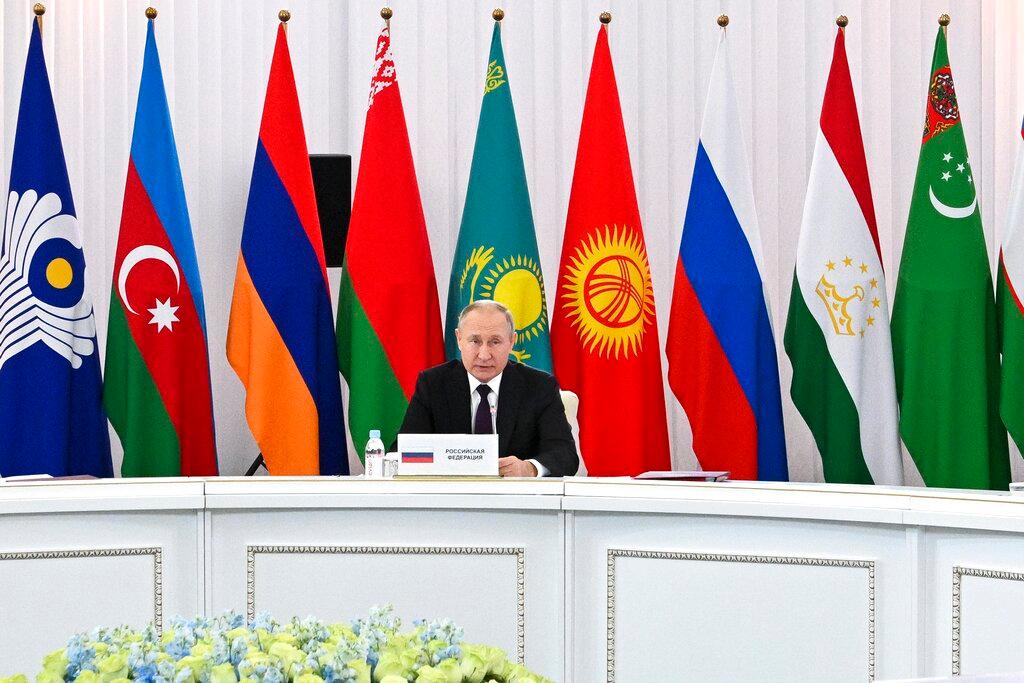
xmin=891 ymin=26 xmax=1010 ymax=490
xmin=784 ymin=24 xmax=902 ymax=485
xmin=998 ymin=117 xmax=1024 ymax=453
xmin=337 ymin=20 xmax=444 ymax=458
xmin=445 ymin=19 xmax=551 ymax=370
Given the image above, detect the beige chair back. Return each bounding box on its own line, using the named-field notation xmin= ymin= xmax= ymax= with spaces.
xmin=559 ymin=390 xmax=585 ymax=476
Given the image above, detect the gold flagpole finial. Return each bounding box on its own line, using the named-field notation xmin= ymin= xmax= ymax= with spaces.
xmin=836 ymin=15 xmax=848 ymax=28
xmin=33 ymin=3 xmax=44 ymax=30
xmin=146 ymin=7 xmax=158 ymax=20
xmin=717 ymin=14 xmax=729 ymax=28
xmin=278 ymin=9 xmax=291 ymax=23
xmin=938 ymin=13 xmax=950 ymax=35
xmin=599 ymin=11 xmax=611 ymax=24
xmin=492 ymin=8 xmax=504 ymax=22
xmin=381 ymin=6 xmax=393 ymax=20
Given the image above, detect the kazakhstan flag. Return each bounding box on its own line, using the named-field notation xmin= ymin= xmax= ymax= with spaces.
xmin=445 ymin=20 xmax=551 ymax=371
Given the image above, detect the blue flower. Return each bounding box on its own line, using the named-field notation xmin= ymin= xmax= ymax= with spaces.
xmin=165 ymin=637 xmax=192 ymax=661
xmin=250 ymin=612 xmax=278 ymax=632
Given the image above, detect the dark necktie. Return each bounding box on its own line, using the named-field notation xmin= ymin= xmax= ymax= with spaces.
xmin=474 ymin=384 xmax=493 ymax=434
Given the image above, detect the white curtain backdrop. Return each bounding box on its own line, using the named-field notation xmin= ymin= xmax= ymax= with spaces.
xmin=1 ymin=0 xmax=1023 ymax=481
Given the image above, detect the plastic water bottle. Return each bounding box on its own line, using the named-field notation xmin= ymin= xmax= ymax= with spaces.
xmin=364 ymin=430 xmax=386 ymax=479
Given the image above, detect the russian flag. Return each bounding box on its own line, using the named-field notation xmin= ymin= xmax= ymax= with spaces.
xmin=226 ymin=20 xmax=347 ymax=475
xmin=665 ymin=30 xmax=787 ymax=481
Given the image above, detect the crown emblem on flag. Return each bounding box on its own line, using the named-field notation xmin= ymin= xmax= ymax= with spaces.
xmin=815 ymin=276 xmax=864 ymax=336
xmin=815 ymin=256 xmax=881 ymax=339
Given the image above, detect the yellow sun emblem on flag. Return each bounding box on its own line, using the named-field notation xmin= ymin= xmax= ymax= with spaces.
xmin=478 ymin=254 xmax=547 ymax=342
xmin=561 ymin=224 xmax=654 ymax=358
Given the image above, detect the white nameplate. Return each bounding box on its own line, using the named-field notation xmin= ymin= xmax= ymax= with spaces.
xmin=396 ymin=433 xmax=499 ymax=476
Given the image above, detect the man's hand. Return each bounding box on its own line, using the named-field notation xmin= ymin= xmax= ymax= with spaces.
xmin=499 ymin=456 xmax=538 ymax=478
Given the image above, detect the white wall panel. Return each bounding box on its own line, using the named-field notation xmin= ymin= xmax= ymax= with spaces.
xmin=1 ymin=0 xmax=1023 ymax=481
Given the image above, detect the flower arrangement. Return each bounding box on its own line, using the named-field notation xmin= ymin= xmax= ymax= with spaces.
xmin=1 ymin=606 xmax=552 ymax=683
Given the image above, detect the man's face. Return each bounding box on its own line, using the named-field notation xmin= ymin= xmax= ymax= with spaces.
xmin=456 ymin=308 xmax=516 ymax=382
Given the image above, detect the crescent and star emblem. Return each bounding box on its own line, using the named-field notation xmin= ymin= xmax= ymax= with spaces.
xmin=117 ymin=245 xmax=181 ymax=333
xmin=929 ymin=151 xmax=977 ymax=220
xmin=928 ymin=185 xmax=977 ymax=220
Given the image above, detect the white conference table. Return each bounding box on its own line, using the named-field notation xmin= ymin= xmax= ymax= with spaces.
xmin=1 ymin=476 xmax=1023 ymax=681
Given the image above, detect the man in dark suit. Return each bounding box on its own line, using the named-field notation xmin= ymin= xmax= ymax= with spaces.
xmin=397 ymin=300 xmax=578 ymax=477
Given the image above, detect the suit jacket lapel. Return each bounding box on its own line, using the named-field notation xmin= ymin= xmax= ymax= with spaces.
xmin=496 ymin=363 xmax=524 ymax=454
xmin=446 ymin=362 xmax=473 ymax=434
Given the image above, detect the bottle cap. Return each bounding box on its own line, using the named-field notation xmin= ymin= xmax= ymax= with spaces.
xmin=369 ymin=429 xmax=381 ymax=439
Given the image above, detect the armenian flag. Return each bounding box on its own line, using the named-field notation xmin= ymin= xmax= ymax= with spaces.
xmin=227 ymin=19 xmax=347 ymax=475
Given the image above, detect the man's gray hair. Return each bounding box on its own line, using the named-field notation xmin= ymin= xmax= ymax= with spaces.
xmin=458 ymin=300 xmax=516 ymax=338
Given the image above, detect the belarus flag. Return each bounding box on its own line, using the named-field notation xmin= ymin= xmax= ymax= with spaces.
xmin=783 ymin=25 xmax=902 ymax=485
xmin=999 ymin=116 xmax=1024 ymax=454
xmin=666 ymin=28 xmax=787 ymax=481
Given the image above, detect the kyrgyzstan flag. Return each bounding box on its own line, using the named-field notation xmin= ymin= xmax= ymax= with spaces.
xmin=550 ymin=19 xmax=670 ymax=476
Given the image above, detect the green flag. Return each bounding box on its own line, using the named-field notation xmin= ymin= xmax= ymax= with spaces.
xmin=891 ymin=27 xmax=1010 ymax=490
xmin=445 ymin=22 xmax=551 ymax=370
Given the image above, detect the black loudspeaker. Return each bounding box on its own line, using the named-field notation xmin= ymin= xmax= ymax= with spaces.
xmin=310 ymin=154 xmax=351 ymax=268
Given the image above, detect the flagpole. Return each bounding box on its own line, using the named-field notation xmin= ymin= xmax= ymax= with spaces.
xmin=279 ymin=8 xmax=290 ymax=33
xmin=381 ymin=6 xmax=392 ymax=31
xmin=33 ymin=3 xmax=44 ymax=32
xmin=836 ymin=14 xmax=848 ymax=33
xmin=939 ymin=12 xmax=950 ymax=37
xmin=493 ymin=8 xmax=504 ymax=22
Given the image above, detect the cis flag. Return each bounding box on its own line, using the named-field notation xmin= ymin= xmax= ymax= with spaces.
xmin=665 ymin=28 xmax=788 ymax=481
xmin=550 ymin=22 xmax=670 ymax=476
xmin=104 ymin=17 xmax=217 ymax=477
xmin=0 ymin=18 xmax=112 ymax=477
xmin=227 ymin=19 xmax=347 ymax=475
xmin=1000 ymin=117 xmax=1024 ymax=454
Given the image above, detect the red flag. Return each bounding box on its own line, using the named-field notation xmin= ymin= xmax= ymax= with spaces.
xmin=336 ymin=23 xmax=445 ymax=456
xmin=550 ymin=25 xmax=670 ymax=476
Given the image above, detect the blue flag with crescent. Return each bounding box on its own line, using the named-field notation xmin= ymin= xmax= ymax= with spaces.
xmin=0 ymin=19 xmax=112 ymax=477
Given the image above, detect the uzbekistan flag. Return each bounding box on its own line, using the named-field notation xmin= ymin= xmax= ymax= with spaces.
xmin=998 ymin=116 xmax=1024 ymax=453
xmin=105 ymin=16 xmax=217 ymax=477
xmin=0 ymin=17 xmax=112 ymax=477
xmin=783 ymin=25 xmax=902 ymax=485
xmin=227 ymin=19 xmax=347 ymax=475
xmin=665 ymin=29 xmax=787 ymax=481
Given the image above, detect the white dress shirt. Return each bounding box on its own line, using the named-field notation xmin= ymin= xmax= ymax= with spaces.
xmin=467 ymin=372 xmax=548 ymax=477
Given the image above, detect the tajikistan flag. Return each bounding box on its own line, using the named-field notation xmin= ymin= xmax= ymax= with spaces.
xmin=783 ymin=24 xmax=903 ymax=485
xmin=999 ymin=117 xmax=1024 ymax=453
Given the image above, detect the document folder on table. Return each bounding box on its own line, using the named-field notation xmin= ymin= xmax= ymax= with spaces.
xmin=632 ymin=471 xmax=730 ymax=482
